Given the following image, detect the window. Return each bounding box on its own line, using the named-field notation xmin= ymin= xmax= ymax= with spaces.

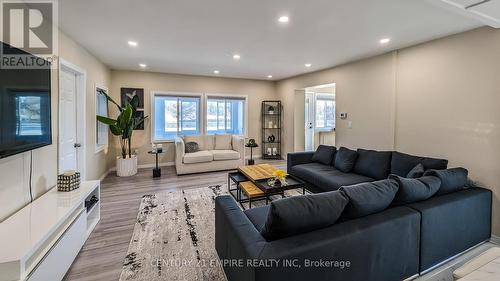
xmin=206 ymin=96 xmax=245 ymax=135
xmin=315 ymin=96 xmax=335 ymax=129
xmin=95 ymin=86 xmax=108 ymax=152
xmin=153 ymin=94 xmax=201 ymax=141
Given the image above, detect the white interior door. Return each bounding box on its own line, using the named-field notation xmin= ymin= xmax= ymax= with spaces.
xmin=59 ymin=69 xmax=78 ymax=173
xmin=304 ymin=93 xmax=315 ymax=151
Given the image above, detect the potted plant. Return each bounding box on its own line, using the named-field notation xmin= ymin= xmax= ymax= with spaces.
xmin=96 ymin=90 xmax=147 ymax=177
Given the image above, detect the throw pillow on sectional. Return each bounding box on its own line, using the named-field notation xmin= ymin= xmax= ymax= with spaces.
xmin=339 ymin=179 xmax=399 ymax=219
xmin=423 ymin=167 xmax=468 ymax=196
xmin=311 ymin=145 xmax=336 ymax=165
xmin=334 ymin=147 xmax=358 ymax=173
xmin=352 ymin=149 xmax=392 ymax=180
xmin=185 ymin=142 xmax=199 ymax=153
xmin=406 ymin=163 xmax=425 ymax=178
xmin=260 ymin=191 xmax=349 ymax=241
xmin=389 ymin=175 xmax=441 ymax=205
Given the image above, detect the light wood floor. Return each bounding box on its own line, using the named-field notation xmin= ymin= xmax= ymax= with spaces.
xmin=64 ymin=160 xmax=286 ymax=281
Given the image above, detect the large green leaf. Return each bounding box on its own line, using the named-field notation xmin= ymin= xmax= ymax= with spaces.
xmin=109 ymin=124 xmax=122 ymax=136
xmin=96 ymin=115 xmax=117 ymax=125
xmin=130 ymin=94 xmax=140 ymax=109
xmin=117 ymin=105 xmax=133 ymax=129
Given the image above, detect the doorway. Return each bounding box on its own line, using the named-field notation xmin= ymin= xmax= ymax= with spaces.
xmin=58 ymin=59 xmax=86 ymax=179
xmin=304 ymin=84 xmax=336 ymax=151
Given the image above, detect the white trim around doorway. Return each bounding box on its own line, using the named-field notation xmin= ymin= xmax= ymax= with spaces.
xmin=58 ymin=58 xmax=87 ymax=180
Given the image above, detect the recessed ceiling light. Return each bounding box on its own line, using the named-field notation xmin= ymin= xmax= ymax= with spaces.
xmin=128 ymin=41 xmax=138 ymax=47
xmin=233 ymin=54 xmax=241 ymax=60
xmin=305 ymin=63 xmax=312 ymax=68
xmin=278 ymin=16 xmax=289 ymax=23
xmin=267 ymin=75 xmax=273 ymax=79
xmin=379 ymin=38 xmax=391 ymax=44
xmin=213 ymin=70 xmax=220 ymax=74
xmin=139 ymin=63 xmax=147 ymax=68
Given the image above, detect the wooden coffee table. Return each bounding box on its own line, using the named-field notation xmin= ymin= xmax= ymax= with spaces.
xmin=228 ymin=164 xmax=306 ymax=209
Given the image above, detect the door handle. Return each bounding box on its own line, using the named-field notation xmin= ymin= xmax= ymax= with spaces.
xmin=74 ymin=143 xmax=82 ymax=148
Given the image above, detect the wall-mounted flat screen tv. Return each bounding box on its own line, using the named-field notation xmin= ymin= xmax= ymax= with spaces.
xmin=0 ymin=42 xmax=52 ymax=159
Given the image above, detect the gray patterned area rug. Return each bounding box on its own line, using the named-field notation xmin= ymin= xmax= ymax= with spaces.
xmin=119 ymin=184 xmax=304 ymax=281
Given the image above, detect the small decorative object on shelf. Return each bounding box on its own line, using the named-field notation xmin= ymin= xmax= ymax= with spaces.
xmin=57 ymin=170 xmax=81 ymax=192
xmin=262 ymin=101 xmax=281 ymax=159
xmin=268 ymin=105 xmax=275 ymax=114
xmin=267 ymin=169 xmax=288 ymax=187
xmin=152 ymin=143 xmax=163 ymax=153
xmin=245 ymin=139 xmax=259 ymax=165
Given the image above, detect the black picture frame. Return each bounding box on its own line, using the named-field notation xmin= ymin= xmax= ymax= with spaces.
xmin=121 ymin=87 xmax=144 ymax=109
xmin=134 ymin=110 xmax=145 ymax=130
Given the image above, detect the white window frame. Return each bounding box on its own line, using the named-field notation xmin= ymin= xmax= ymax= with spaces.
xmin=151 ymin=91 xmax=204 ymax=142
xmin=205 ymin=93 xmax=248 ymax=137
xmin=95 ymin=84 xmax=109 ymax=153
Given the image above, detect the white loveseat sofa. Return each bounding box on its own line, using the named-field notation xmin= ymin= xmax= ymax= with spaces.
xmin=174 ymin=134 xmax=245 ymax=175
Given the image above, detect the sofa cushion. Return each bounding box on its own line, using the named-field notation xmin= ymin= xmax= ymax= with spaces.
xmin=260 ymin=191 xmax=349 ymax=241
xmin=215 ymin=134 xmax=232 ymax=150
xmin=391 ymin=151 xmax=448 ymax=177
xmin=244 ymin=205 xmax=270 ymax=232
xmin=334 ymin=147 xmax=358 ymax=173
xmin=212 ymin=150 xmax=240 ymax=161
xmin=424 ymin=167 xmax=468 ymax=196
xmin=289 ymin=163 xmax=373 ymax=192
xmin=353 ymin=149 xmax=392 ymax=180
xmin=407 ymin=163 xmax=425 ymax=178
xmin=183 ymin=150 xmax=213 ymax=164
xmin=340 ymin=179 xmax=399 ymax=219
xmin=184 ymin=135 xmax=214 ymax=151
xmin=311 ymin=145 xmax=336 ymax=165
xmin=185 ymin=141 xmax=200 ymax=153
xmin=389 ymin=175 xmax=441 ymax=205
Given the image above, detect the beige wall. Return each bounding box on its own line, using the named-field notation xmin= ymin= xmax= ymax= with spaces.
xmin=277 ymin=27 xmax=500 ymax=235
xmin=395 ymin=27 xmax=500 ymax=235
xmin=0 ymin=31 xmax=111 ymax=221
xmin=277 ymin=53 xmax=396 ymax=154
xmin=108 ymin=71 xmax=276 ymax=167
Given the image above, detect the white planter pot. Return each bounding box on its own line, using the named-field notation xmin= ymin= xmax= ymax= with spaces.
xmin=116 ymin=155 xmax=138 ymax=177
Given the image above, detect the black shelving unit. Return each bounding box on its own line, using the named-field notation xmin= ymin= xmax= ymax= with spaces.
xmin=261 ymin=101 xmax=282 ymax=160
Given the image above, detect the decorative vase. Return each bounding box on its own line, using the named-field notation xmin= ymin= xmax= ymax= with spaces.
xmin=267 ymin=147 xmax=272 ymax=155
xmin=272 ymin=147 xmax=278 ymax=155
xmin=116 ymin=155 xmax=138 ymax=177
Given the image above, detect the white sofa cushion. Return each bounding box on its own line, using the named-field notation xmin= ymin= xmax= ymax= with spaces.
xmin=212 ymin=150 xmax=240 ymax=161
xmin=215 ymin=134 xmax=232 ymax=150
xmin=183 ymin=150 xmax=213 ymax=164
xmin=184 ymin=135 xmax=214 ymax=151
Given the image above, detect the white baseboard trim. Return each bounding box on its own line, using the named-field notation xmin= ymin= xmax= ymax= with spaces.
xmin=99 ymin=162 xmax=175 ymax=180
xmin=490 ymin=235 xmax=500 ymax=245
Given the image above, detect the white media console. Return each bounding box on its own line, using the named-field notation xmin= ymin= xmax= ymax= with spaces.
xmin=0 ymin=181 xmax=100 ymax=281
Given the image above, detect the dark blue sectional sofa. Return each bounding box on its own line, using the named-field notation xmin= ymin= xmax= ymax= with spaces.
xmin=215 ymin=146 xmax=492 ymax=281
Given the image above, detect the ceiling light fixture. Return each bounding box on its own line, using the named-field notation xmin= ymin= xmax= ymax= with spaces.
xmin=213 ymin=70 xmax=220 ymax=74
xmin=278 ymin=16 xmax=289 ymax=23
xmin=233 ymin=54 xmax=241 ymax=60
xmin=267 ymin=75 xmax=273 ymax=79
xmin=128 ymin=41 xmax=138 ymax=47
xmin=139 ymin=63 xmax=147 ymax=68
xmin=305 ymin=63 xmax=312 ymax=68
xmin=379 ymin=38 xmax=391 ymax=44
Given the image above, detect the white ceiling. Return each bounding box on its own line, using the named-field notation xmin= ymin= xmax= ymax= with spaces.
xmin=58 ymin=0 xmax=483 ymax=80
